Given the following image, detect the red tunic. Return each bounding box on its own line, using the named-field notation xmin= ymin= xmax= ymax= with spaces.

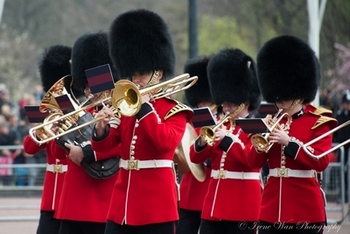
xmin=52 ymin=141 xmax=119 ymax=222
xmin=23 ymin=136 xmax=67 ymax=212
xmin=179 ymin=168 xmax=211 ymax=211
xmin=190 ymin=124 xmax=261 ymax=221
xmin=248 ymin=105 xmax=337 ymax=224
xmin=91 ymin=98 xmax=192 ymax=225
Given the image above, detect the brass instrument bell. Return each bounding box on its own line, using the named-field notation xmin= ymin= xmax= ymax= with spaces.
xmin=251 ymin=109 xmax=291 ymax=153
xmin=200 ymin=103 xmax=245 ymax=146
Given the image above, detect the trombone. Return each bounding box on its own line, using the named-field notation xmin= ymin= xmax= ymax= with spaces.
xmin=251 ymin=109 xmax=291 ymax=153
xmin=302 ymin=120 xmax=350 ymax=160
xmin=111 ymin=73 xmax=198 ymax=117
xmin=200 ymin=103 xmax=245 ymax=146
xmin=29 ymin=73 xmax=198 ymax=144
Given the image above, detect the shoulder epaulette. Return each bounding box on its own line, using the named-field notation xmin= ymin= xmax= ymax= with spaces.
xmin=165 ymin=101 xmax=193 ymax=120
xmin=306 ymin=105 xmax=337 ymax=129
xmin=307 ymin=104 xmax=333 ymax=117
xmin=311 ymin=115 xmax=338 ymax=130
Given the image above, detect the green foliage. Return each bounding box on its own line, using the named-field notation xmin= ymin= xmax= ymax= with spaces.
xmin=181 ymin=13 xmax=277 ymax=60
xmin=1 ymin=0 xmax=350 ymax=104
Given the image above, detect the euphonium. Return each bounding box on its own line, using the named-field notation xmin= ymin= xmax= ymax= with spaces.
xmin=251 ymin=109 xmax=292 ymax=152
xmin=29 ymin=75 xmax=94 ymax=145
xmin=200 ymin=103 xmax=245 ymax=146
xmin=38 ymin=75 xmax=76 ymax=113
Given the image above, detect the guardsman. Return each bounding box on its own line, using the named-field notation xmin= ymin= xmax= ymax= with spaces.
xmin=23 ymin=45 xmax=71 ymax=234
xmin=176 ymin=55 xmax=217 ymax=234
xmin=91 ymin=9 xmax=193 ymax=234
xmin=190 ymin=48 xmax=262 ymax=234
xmin=52 ymin=32 xmax=120 ymax=234
xmin=249 ymin=35 xmax=337 ymax=234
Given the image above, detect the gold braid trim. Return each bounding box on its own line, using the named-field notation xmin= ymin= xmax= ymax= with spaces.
xmin=311 ymin=115 xmax=337 ymax=130
xmin=308 ymin=106 xmax=337 ymax=129
xmin=165 ymin=101 xmax=192 ymax=120
xmin=308 ymin=104 xmax=333 ymax=117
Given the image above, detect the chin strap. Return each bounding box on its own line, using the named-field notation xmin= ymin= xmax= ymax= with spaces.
xmin=284 ymin=99 xmax=302 ymax=115
xmin=144 ymin=70 xmax=160 ymax=88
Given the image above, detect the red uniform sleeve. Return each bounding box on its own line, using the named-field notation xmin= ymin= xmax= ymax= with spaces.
xmin=285 ymin=122 xmax=332 ymax=171
xmin=23 ymin=135 xmax=47 ymax=154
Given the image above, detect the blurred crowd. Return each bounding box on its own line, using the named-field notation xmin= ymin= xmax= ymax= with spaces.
xmin=0 ymin=83 xmax=46 ymax=186
xmin=0 ymin=84 xmax=349 ymax=186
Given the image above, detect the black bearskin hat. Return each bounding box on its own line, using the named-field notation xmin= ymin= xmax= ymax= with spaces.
xmin=207 ymin=48 xmax=261 ymax=112
xmin=39 ymin=45 xmax=72 ymax=92
xmin=184 ymin=55 xmax=212 ymax=108
xmin=109 ymin=9 xmax=175 ymax=80
xmin=71 ymin=31 xmax=119 ymax=98
xmin=257 ymin=35 xmax=320 ymax=104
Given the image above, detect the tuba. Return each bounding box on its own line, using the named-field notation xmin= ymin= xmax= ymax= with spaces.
xmin=250 ymin=109 xmax=292 ymax=153
xmin=200 ymin=103 xmax=245 ymax=146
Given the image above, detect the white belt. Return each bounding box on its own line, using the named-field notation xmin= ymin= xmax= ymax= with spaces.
xmin=119 ymin=159 xmax=174 ymax=170
xmin=46 ymin=164 xmax=68 ymax=173
xmin=269 ymin=168 xmax=315 ymax=178
xmin=210 ymin=169 xmax=260 ymax=180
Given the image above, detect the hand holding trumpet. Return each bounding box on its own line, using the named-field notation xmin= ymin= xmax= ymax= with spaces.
xmin=264 ymin=112 xmax=291 ymax=147
xmin=214 ymin=125 xmax=229 ymax=142
xmin=199 ymin=124 xmax=229 ymax=146
xmin=268 ymin=123 xmax=290 ymax=147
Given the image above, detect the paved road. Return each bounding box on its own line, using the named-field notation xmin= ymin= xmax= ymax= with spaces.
xmin=0 ymin=198 xmax=350 ymax=234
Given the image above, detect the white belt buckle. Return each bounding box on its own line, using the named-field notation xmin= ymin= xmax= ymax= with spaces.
xmin=217 ymin=170 xmax=226 ymax=179
xmin=127 ymin=159 xmax=139 ymax=170
xmin=54 ymin=165 xmax=63 ymax=173
xmin=277 ymin=168 xmax=288 ymax=177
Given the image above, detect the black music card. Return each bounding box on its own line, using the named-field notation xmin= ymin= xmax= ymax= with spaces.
xmin=235 ymin=118 xmax=269 ymax=134
xmin=24 ymin=105 xmax=49 ymax=123
xmin=191 ymin=107 xmax=217 ymax=128
xmin=55 ymin=94 xmax=75 ymax=112
xmin=257 ymin=102 xmax=278 ymax=116
xmin=85 ymin=64 xmax=115 ymax=94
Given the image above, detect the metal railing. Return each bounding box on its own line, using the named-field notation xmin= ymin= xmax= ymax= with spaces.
xmin=1 ymin=144 xmax=350 ymax=223
xmin=0 ymin=145 xmax=44 ymax=221
xmin=323 ymin=144 xmax=347 ymax=224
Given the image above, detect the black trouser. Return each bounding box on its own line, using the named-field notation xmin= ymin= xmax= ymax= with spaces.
xmin=257 ymin=221 xmax=324 ymax=234
xmin=176 ymin=208 xmax=201 ymax=234
xmin=104 ymin=220 xmax=176 ymax=234
xmin=37 ymin=211 xmax=61 ymax=234
xmin=59 ymin=220 xmax=106 ymax=234
xmin=200 ymin=219 xmax=256 ymax=234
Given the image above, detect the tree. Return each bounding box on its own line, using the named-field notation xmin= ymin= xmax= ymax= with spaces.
xmin=331 ymin=43 xmax=350 ymax=91
xmin=0 ymin=25 xmax=40 ymax=104
xmin=1 ymin=0 xmax=350 ymax=104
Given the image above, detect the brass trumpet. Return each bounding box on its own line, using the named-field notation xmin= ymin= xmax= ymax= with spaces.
xmin=200 ymin=103 xmax=244 ymax=146
xmin=29 ymin=73 xmax=198 ymax=144
xmin=251 ymin=109 xmax=292 ymax=152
